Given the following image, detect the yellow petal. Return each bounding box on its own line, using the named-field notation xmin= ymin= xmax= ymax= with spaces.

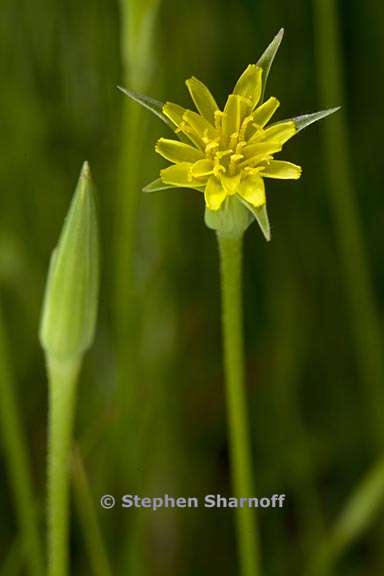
xmin=161 ymin=162 xmax=201 ymax=188
xmin=191 ymin=159 xmax=214 ymax=179
xmin=163 ymin=102 xmax=203 ymax=148
xmin=204 ymin=175 xmax=227 ymax=210
xmin=183 ymin=110 xmax=217 ymax=141
xmin=260 ymin=160 xmax=302 ymax=179
xmin=220 ymin=172 xmax=241 ymax=195
xmin=252 ymin=97 xmax=280 ymax=127
xmin=222 ymin=95 xmax=242 ymax=141
xmin=163 ymin=102 xmax=186 ymax=127
xmin=238 ymin=175 xmax=266 ymax=207
xmin=233 ymin=65 xmax=263 ymax=108
xmin=242 ymin=140 xmax=282 ymax=160
xmin=156 ymin=138 xmax=204 ymax=163
xmin=263 ymin=121 xmax=296 ymax=144
xmin=186 ymin=77 xmax=219 ymax=124
xmin=221 ymin=94 xmax=250 ymax=142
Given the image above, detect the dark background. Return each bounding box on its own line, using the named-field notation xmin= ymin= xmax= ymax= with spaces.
xmin=1 ymin=0 xmax=384 ymax=574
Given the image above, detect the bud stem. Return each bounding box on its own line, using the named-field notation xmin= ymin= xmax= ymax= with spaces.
xmin=217 ymin=233 xmax=261 ymax=576
xmin=47 ymin=357 xmax=81 ymax=576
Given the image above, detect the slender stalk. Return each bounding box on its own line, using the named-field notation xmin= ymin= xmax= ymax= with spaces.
xmin=0 ymin=305 xmax=44 ymax=576
xmin=312 ymin=0 xmax=384 ymax=444
xmin=217 ymin=234 xmax=260 ymax=576
xmin=72 ymin=446 xmax=113 ymax=576
xmin=47 ymin=358 xmax=81 ymax=576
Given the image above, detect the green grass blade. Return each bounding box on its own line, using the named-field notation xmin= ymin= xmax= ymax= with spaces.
xmin=307 ymin=457 xmax=384 ymax=575
xmin=72 ymin=447 xmax=113 ymax=576
xmin=0 ymin=305 xmax=44 ymax=576
xmin=312 ymin=0 xmax=384 ymax=445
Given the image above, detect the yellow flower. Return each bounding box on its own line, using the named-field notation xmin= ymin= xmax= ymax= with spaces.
xmin=156 ymin=65 xmax=301 ymax=211
xmin=119 ymin=29 xmax=338 ymax=239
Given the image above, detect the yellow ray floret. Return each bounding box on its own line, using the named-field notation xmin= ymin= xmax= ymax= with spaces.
xmin=161 ymin=163 xmax=203 ymax=188
xmin=233 ymin=65 xmax=263 ymax=109
xmin=156 ymin=138 xmax=204 ymax=163
xmin=185 ymin=77 xmax=219 ymax=124
xmin=260 ymin=160 xmax=302 ymax=179
xmin=156 ymin=65 xmax=302 ymax=211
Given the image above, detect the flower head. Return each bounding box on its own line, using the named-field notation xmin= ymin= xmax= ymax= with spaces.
xmin=119 ymin=29 xmax=339 ymax=240
xmin=157 ymin=65 xmax=301 ymax=213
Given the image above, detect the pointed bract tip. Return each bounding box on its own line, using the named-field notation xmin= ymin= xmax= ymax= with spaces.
xmin=292 ymin=106 xmax=341 ymax=132
xmin=253 ymin=204 xmax=271 ymax=242
xmin=114 ymin=86 xmax=174 ymax=129
xmin=317 ymin=106 xmax=341 ymax=117
xmin=77 ymin=162 xmax=93 ymax=205
xmin=80 ymin=161 xmax=91 ymax=181
xmin=260 ymin=221 xmax=271 ymax=242
xmin=256 ymin=28 xmax=286 ymax=100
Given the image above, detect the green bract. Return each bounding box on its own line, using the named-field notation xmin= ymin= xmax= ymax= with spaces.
xmin=204 ymin=196 xmax=254 ymax=239
xmin=39 ymin=162 xmax=99 ymax=362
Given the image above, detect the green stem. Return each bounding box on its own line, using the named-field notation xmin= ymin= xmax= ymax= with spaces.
xmin=0 ymin=305 xmax=44 ymax=576
xmin=47 ymin=357 xmax=81 ymax=576
xmin=217 ymin=234 xmax=261 ymax=576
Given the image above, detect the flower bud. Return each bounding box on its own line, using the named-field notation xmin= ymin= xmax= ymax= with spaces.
xmin=39 ymin=162 xmax=99 ymax=362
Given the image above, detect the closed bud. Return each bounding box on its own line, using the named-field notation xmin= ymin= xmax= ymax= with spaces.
xmin=39 ymin=162 xmax=99 ymax=362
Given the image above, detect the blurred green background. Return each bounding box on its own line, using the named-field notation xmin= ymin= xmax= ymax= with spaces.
xmin=1 ymin=0 xmax=384 ymax=574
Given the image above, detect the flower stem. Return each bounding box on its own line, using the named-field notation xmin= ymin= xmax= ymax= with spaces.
xmin=47 ymin=357 xmax=81 ymax=576
xmin=217 ymin=233 xmax=261 ymax=576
